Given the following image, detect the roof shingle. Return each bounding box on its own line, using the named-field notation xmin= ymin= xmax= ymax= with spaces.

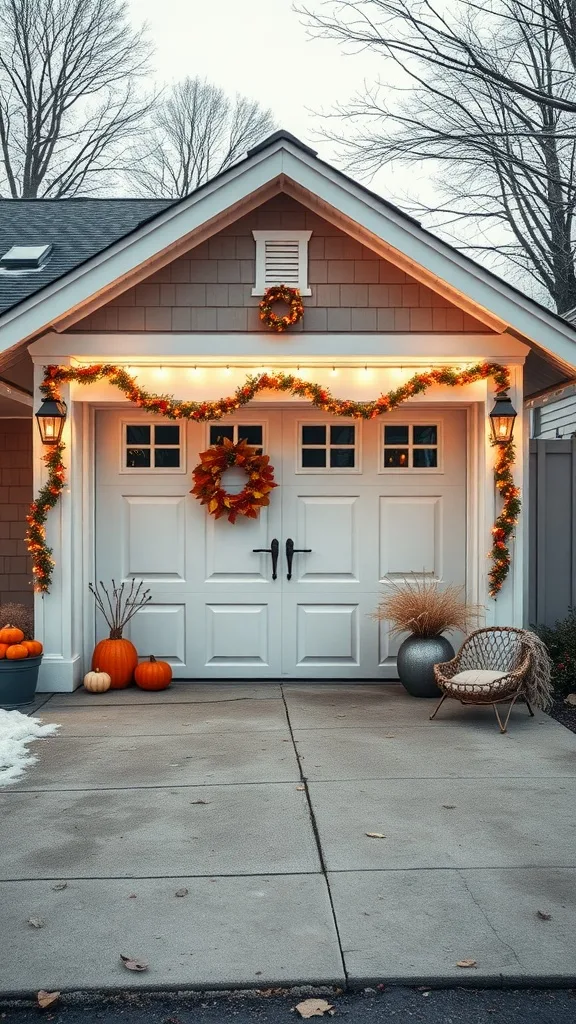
xmin=0 ymin=198 xmax=174 ymax=315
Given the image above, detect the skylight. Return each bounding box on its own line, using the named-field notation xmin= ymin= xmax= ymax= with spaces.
xmin=0 ymin=244 xmax=52 ymax=270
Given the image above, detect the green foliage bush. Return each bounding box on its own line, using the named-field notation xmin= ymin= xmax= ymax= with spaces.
xmin=535 ymin=608 xmax=576 ymax=696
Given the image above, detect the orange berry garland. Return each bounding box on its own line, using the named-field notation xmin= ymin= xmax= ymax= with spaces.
xmin=29 ymin=361 xmax=518 ymax=594
xmin=191 ymin=437 xmax=277 ymax=524
xmin=259 ymin=285 xmax=304 ymax=332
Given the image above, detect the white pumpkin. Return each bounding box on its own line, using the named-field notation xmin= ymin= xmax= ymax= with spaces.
xmin=83 ymin=668 xmax=111 ymax=693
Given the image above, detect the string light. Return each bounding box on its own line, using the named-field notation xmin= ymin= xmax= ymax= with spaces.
xmin=29 ymin=361 xmax=517 ymax=595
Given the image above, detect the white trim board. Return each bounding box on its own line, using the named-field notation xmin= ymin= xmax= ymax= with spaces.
xmin=30 ymin=331 xmax=529 ymax=361
xmin=2 ymin=136 xmax=574 ymax=370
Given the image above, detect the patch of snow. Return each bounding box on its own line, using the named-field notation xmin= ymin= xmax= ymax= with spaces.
xmin=0 ymin=709 xmax=59 ymax=786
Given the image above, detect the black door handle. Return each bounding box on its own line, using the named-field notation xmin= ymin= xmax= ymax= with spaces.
xmin=285 ymin=538 xmax=312 ymax=580
xmin=253 ymin=538 xmax=279 ymax=580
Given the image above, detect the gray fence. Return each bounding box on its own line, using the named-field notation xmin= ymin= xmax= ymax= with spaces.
xmin=529 ymin=438 xmax=576 ymax=627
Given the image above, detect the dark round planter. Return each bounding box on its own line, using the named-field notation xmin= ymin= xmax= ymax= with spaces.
xmin=0 ymin=656 xmax=42 ymax=709
xmin=396 ymin=635 xmax=454 ymax=698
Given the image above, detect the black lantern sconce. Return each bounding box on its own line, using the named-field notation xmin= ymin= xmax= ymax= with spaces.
xmin=489 ymin=392 xmax=517 ymax=445
xmin=35 ymin=398 xmax=67 ymax=445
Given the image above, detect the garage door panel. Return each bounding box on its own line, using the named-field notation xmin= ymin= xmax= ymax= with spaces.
xmin=379 ymin=495 xmax=441 ymax=579
xmin=123 ymin=494 xmax=186 ymax=580
xmin=295 ymin=603 xmax=360 ymax=666
xmin=204 ymin=507 xmax=275 ymax=584
xmin=127 ymin=603 xmax=186 ymax=665
xmin=294 ymin=494 xmax=360 ymax=582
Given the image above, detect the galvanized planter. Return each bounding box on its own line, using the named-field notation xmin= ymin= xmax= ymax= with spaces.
xmin=396 ymin=634 xmax=454 ymax=698
xmin=0 ymin=656 xmax=42 ymax=709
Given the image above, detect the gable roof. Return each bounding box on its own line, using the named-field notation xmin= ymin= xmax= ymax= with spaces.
xmin=0 ymin=130 xmax=575 ymax=374
xmin=0 ymin=198 xmax=174 ymax=315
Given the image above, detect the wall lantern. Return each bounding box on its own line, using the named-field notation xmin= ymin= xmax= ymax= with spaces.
xmin=489 ymin=392 xmax=517 ymax=444
xmin=35 ymin=398 xmax=67 ymax=445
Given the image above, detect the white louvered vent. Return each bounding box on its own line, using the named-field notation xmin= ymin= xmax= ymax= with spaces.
xmin=264 ymin=238 xmax=300 ymax=287
xmin=252 ymin=230 xmax=312 ymax=296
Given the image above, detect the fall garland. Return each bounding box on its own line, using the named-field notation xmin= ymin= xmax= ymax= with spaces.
xmin=29 ymin=361 xmax=518 ymax=595
xmin=259 ymin=285 xmax=304 ymax=332
xmin=191 ymin=437 xmax=277 ymax=523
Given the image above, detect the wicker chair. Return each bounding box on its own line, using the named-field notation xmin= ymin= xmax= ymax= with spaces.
xmin=431 ymin=626 xmax=536 ymax=733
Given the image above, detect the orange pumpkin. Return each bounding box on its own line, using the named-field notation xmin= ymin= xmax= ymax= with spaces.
xmin=6 ymin=643 xmax=29 ymax=660
xmin=92 ymin=637 xmax=138 ymax=688
xmin=0 ymin=644 xmax=8 ymax=659
xmin=22 ymin=640 xmax=43 ymax=657
xmin=0 ymin=625 xmax=24 ymax=645
xmin=134 ymin=655 xmax=172 ymax=691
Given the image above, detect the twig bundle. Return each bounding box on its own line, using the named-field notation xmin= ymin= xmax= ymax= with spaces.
xmin=89 ymin=579 xmax=152 ymax=640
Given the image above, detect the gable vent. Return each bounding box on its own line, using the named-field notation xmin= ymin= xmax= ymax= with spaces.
xmin=0 ymin=244 xmax=52 ymax=270
xmin=264 ymin=238 xmax=300 ymax=287
xmin=252 ymin=230 xmax=312 ymax=296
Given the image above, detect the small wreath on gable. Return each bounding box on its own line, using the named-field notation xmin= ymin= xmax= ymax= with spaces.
xmin=191 ymin=437 xmax=277 ymax=523
xmin=259 ymin=284 xmax=304 ymax=332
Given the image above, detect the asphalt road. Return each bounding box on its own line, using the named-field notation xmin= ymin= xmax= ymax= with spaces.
xmin=2 ymin=988 xmax=576 ymax=1024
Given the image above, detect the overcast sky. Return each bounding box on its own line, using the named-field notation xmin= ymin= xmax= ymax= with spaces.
xmin=127 ymin=0 xmax=538 ymax=302
xmin=129 ymin=0 xmax=396 ymax=188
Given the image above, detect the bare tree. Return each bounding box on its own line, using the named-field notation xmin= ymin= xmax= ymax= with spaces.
xmin=300 ymin=0 xmax=576 ymax=312
xmin=130 ymin=76 xmax=276 ymax=198
xmin=301 ymin=0 xmax=576 ymax=113
xmin=0 ymin=0 xmax=152 ymax=198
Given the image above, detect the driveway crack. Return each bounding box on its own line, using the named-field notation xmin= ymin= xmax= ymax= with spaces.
xmin=457 ymin=868 xmax=524 ymax=970
xmin=281 ymin=685 xmax=348 ymax=985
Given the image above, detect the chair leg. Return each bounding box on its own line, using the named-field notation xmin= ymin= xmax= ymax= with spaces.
xmin=429 ymin=693 xmax=447 ymax=721
xmin=493 ymin=694 xmax=519 ymax=734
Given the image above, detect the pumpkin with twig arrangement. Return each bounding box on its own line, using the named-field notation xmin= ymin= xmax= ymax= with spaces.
xmin=89 ymin=579 xmax=151 ymax=688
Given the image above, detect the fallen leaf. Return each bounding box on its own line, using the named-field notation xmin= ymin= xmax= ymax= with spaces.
xmin=296 ymin=785 xmax=305 ymax=791
xmin=537 ymin=910 xmax=552 ymax=920
xmin=120 ymin=954 xmax=149 ymax=972
xmin=51 ymin=882 xmax=67 ymax=891
xmin=442 ymin=805 xmax=456 ymax=809
xmin=28 ymin=917 xmax=45 ymax=928
xmin=564 ymin=693 xmax=576 ymax=706
xmin=190 ymin=799 xmax=209 ymax=805
xmin=365 ymin=832 xmax=386 ymax=839
xmin=294 ymin=999 xmax=335 ymax=1018
xmin=37 ymin=992 xmax=60 ymax=1010
xmin=456 ymin=959 xmax=477 ymax=968
xmin=175 ymin=888 xmax=189 ymax=897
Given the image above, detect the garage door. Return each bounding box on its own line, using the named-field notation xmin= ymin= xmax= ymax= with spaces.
xmin=95 ymin=406 xmax=466 ymax=679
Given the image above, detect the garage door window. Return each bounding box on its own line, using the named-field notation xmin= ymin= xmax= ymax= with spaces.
xmin=383 ymin=424 xmax=439 ymax=470
xmin=209 ymin=423 xmax=263 ymax=454
xmin=300 ymin=423 xmax=357 ymax=471
xmin=125 ymin=423 xmax=181 ymax=469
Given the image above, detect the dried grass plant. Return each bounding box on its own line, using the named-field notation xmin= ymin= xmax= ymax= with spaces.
xmin=0 ymin=602 xmax=34 ymax=640
xmin=373 ymin=576 xmax=481 ymax=638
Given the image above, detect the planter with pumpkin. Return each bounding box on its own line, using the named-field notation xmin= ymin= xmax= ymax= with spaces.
xmin=0 ymin=624 xmax=44 ymax=708
xmin=89 ymin=579 xmax=152 ymax=688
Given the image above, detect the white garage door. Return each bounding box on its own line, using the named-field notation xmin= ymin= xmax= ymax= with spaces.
xmin=95 ymin=406 xmax=466 ymax=679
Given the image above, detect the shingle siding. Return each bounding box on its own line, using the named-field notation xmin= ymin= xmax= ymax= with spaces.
xmin=72 ymin=195 xmax=488 ymax=334
xmin=0 ymin=419 xmax=33 ymax=608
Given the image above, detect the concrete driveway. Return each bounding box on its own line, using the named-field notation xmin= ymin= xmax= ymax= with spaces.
xmin=1 ymin=683 xmax=575 ymax=993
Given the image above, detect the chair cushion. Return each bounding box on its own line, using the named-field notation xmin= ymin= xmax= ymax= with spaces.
xmin=443 ymin=668 xmax=514 ymax=696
